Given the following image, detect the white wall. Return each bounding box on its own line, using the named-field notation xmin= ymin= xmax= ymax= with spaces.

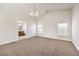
xmin=26 ymin=19 xmax=36 ymax=38
xmin=16 ymin=12 xmax=36 ymax=38
xmin=37 ymin=10 xmax=72 ymax=41
xmin=72 ymin=4 xmax=79 ymax=50
xmin=0 ymin=4 xmax=18 ymax=45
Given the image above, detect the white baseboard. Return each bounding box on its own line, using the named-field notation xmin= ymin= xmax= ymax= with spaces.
xmin=0 ymin=35 xmax=72 ymax=47
xmin=72 ymin=40 xmax=79 ymax=51
xmin=0 ymin=35 xmax=35 ymax=45
xmin=27 ymin=35 xmax=36 ymax=38
xmin=0 ymin=39 xmax=19 ymax=45
xmin=39 ymin=36 xmax=72 ymax=41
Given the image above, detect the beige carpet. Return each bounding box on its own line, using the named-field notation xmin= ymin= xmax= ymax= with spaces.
xmin=0 ymin=36 xmax=79 ymax=56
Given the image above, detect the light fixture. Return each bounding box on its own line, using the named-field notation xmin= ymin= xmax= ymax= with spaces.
xmin=30 ymin=11 xmax=38 ymax=17
xmin=30 ymin=4 xmax=38 ymax=17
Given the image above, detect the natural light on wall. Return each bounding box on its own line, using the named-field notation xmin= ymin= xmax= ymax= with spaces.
xmin=58 ymin=23 xmax=68 ymax=36
xmin=37 ymin=25 xmax=43 ymax=34
xmin=31 ymin=24 xmax=36 ymax=35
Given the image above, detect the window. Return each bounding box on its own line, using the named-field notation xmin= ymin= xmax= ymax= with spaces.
xmin=58 ymin=23 xmax=68 ymax=36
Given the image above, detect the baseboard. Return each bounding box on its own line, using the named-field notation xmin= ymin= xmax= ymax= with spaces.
xmin=27 ymin=35 xmax=36 ymax=39
xmin=0 ymin=35 xmax=36 ymax=45
xmin=0 ymin=36 xmax=72 ymax=46
xmin=72 ymin=40 xmax=79 ymax=51
xmin=39 ymin=36 xmax=72 ymax=42
xmin=0 ymin=39 xmax=19 ymax=45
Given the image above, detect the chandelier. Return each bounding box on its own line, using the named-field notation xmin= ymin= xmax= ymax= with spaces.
xmin=30 ymin=4 xmax=38 ymax=17
xmin=30 ymin=11 xmax=38 ymax=17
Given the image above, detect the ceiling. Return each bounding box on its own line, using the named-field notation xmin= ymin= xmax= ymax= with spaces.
xmin=0 ymin=3 xmax=74 ymax=19
xmin=16 ymin=3 xmax=74 ymax=19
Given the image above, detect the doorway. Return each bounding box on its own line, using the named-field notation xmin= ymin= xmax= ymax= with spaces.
xmin=18 ymin=21 xmax=27 ymax=39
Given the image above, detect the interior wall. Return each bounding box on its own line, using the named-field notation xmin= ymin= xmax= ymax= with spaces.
xmin=0 ymin=4 xmax=18 ymax=45
xmin=0 ymin=3 xmax=73 ymax=45
xmin=0 ymin=3 xmax=36 ymax=45
xmin=37 ymin=10 xmax=72 ymax=41
xmin=72 ymin=4 xmax=79 ymax=50
xmin=16 ymin=12 xmax=36 ymax=38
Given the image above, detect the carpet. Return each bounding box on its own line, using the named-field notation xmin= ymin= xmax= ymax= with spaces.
xmin=0 ymin=36 xmax=79 ymax=56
